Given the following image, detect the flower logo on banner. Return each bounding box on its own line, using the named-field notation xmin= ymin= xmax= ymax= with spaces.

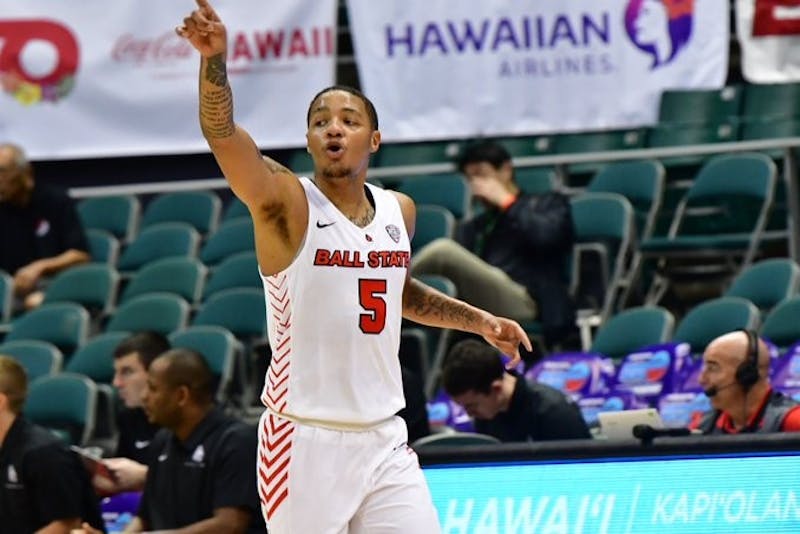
xmin=0 ymin=20 xmax=80 ymax=105
xmin=624 ymin=0 xmax=694 ymax=68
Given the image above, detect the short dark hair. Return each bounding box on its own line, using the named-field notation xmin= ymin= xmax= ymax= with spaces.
xmin=457 ymin=140 xmax=512 ymax=174
xmin=113 ymin=331 xmax=171 ymax=370
xmin=0 ymin=355 xmax=27 ymax=414
xmin=306 ymin=85 xmax=379 ymax=131
xmin=441 ymin=339 xmax=505 ymax=396
xmin=158 ymin=348 xmax=215 ymax=405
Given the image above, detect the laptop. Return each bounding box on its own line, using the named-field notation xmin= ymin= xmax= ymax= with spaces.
xmin=597 ymin=408 xmax=665 ymax=440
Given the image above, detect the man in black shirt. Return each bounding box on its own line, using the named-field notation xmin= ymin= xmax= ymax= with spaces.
xmin=0 ymin=355 xmax=105 ymax=533
xmin=96 ymin=332 xmax=170 ymax=495
xmin=129 ymin=349 xmax=263 ymax=533
xmin=411 ymin=140 xmax=575 ymax=345
xmin=0 ymin=143 xmax=89 ymax=309
xmin=442 ymin=339 xmax=591 ymax=442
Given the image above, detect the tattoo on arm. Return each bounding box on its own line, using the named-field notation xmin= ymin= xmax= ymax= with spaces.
xmin=199 ymin=54 xmax=235 ymax=139
xmin=205 ymin=53 xmax=228 ymax=87
xmin=404 ymin=279 xmax=478 ymax=329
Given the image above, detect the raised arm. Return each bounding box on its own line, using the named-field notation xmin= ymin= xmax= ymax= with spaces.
xmin=177 ymin=0 xmax=307 ymax=273
xmin=393 ymin=192 xmax=532 ymax=365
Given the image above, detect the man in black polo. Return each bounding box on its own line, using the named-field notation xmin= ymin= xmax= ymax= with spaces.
xmin=0 ymin=355 xmax=105 ymax=533
xmin=441 ymin=339 xmax=592 ymax=442
xmin=128 ymin=348 xmax=263 ymax=533
xmin=0 ymin=143 xmax=90 ymax=310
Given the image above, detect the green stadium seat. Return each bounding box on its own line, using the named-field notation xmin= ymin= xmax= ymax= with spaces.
xmin=141 ymin=191 xmax=221 ymax=235
xmin=43 ymin=264 xmax=119 ymax=316
xmin=106 ymin=293 xmax=190 ymax=336
xmin=5 ymin=303 xmax=90 ymax=359
xmin=657 ymin=86 xmax=742 ymax=126
xmin=741 ymin=82 xmax=800 ymax=122
xmin=86 ymin=229 xmax=120 ymax=266
xmin=760 ymin=297 xmax=800 ymax=350
xmin=200 ymin=218 xmax=255 ymax=267
xmin=725 ymin=258 xmax=800 ymax=317
xmin=376 ymin=140 xmax=464 ymax=167
xmin=0 ymin=340 xmax=63 ymax=382
xmin=78 ymin=195 xmax=141 ymax=243
xmin=589 ymin=306 xmax=674 ymax=362
xmin=117 ymin=222 xmax=200 ymax=274
xmin=203 ymin=251 xmax=261 ymax=301
xmin=397 ymin=173 xmax=471 ymax=219
xmin=25 ymin=373 xmax=98 ymax=446
xmin=412 ymin=205 xmax=455 ymax=253
xmin=119 ymin=257 xmax=207 ymax=306
xmin=673 ymin=296 xmax=761 ymax=356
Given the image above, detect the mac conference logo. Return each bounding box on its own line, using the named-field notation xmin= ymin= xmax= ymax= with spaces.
xmin=624 ymin=0 xmax=694 ymax=69
xmin=0 ymin=19 xmax=80 ymax=105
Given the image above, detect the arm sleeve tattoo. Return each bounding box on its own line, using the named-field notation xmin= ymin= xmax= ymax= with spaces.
xmin=199 ymin=53 xmax=235 ymax=139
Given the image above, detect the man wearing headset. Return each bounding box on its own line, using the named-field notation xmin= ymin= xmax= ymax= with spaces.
xmin=692 ymin=330 xmax=800 ymax=434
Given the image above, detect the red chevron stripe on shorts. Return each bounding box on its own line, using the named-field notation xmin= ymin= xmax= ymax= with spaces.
xmin=258 ymin=412 xmax=295 ymax=521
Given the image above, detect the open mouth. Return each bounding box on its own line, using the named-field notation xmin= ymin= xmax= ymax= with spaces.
xmin=325 ymin=142 xmax=344 ymax=158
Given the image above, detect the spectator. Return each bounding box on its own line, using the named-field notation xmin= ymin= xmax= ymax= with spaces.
xmin=0 ymin=355 xmax=105 ymax=533
xmin=441 ymin=339 xmax=591 ymax=442
xmin=96 ymin=332 xmax=170 ymax=495
xmin=88 ymin=348 xmax=264 ymax=533
xmin=411 ymin=140 xmax=575 ymax=345
xmin=0 ymin=143 xmax=90 ymax=310
xmin=693 ymin=330 xmax=800 ymax=434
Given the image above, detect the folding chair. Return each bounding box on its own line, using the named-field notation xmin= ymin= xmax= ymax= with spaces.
xmin=636 ymin=153 xmax=777 ymax=304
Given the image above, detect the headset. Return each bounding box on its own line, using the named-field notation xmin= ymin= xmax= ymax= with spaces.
xmin=735 ymin=328 xmax=760 ymax=392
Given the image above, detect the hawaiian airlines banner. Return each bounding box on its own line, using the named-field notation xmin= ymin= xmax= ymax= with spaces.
xmin=0 ymin=0 xmax=336 ymax=159
xmin=737 ymin=0 xmax=800 ymax=82
xmin=347 ymin=0 xmax=729 ymax=141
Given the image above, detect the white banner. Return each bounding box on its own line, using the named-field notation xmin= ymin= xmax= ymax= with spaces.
xmin=347 ymin=0 xmax=729 ymax=141
xmin=737 ymin=0 xmax=800 ymax=82
xmin=0 ymin=0 xmax=337 ymax=160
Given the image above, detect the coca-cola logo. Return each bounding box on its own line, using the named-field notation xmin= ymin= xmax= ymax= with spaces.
xmin=0 ymin=19 xmax=80 ymax=105
xmin=112 ymin=32 xmax=194 ymax=65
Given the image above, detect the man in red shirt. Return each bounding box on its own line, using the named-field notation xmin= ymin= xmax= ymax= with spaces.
xmin=692 ymin=330 xmax=800 ymax=434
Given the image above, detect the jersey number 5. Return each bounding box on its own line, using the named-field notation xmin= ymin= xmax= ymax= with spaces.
xmin=359 ymin=279 xmax=387 ymax=334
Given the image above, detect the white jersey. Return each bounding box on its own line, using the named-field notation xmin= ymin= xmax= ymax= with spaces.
xmin=260 ymin=177 xmax=409 ymax=427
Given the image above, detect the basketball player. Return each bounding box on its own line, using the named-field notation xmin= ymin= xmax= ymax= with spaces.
xmin=177 ymin=2 xmax=532 ymax=532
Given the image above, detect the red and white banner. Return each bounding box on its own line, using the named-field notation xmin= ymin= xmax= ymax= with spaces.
xmin=347 ymin=0 xmax=729 ymax=142
xmin=0 ymin=1 xmax=337 ymax=160
xmin=738 ymin=0 xmax=800 ymax=82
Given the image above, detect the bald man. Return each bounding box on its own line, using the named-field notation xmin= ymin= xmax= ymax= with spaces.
xmin=0 ymin=143 xmax=89 ymax=309
xmin=106 ymin=349 xmax=265 ymax=533
xmin=692 ymin=330 xmax=800 ymax=434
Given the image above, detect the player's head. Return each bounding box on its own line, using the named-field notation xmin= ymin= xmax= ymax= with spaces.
xmin=441 ymin=339 xmax=509 ymax=420
xmin=0 ymin=355 xmax=27 ymax=416
xmin=143 ymin=348 xmax=215 ymax=428
xmin=307 ymin=85 xmax=378 ymax=132
xmin=113 ymin=331 xmax=171 ymax=409
xmin=0 ymin=143 xmax=34 ymax=206
xmin=306 ymin=86 xmax=381 ymax=181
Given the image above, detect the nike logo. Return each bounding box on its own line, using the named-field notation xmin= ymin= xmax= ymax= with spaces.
xmin=134 ymin=440 xmax=150 ymax=449
xmin=158 ymin=454 xmax=168 ymax=462
xmin=316 ymin=221 xmax=336 ymax=228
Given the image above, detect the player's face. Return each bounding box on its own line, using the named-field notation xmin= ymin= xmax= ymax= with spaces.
xmin=306 ymin=90 xmax=380 ymax=180
xmin=113 ymin=352 xmax=148 ymax=408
